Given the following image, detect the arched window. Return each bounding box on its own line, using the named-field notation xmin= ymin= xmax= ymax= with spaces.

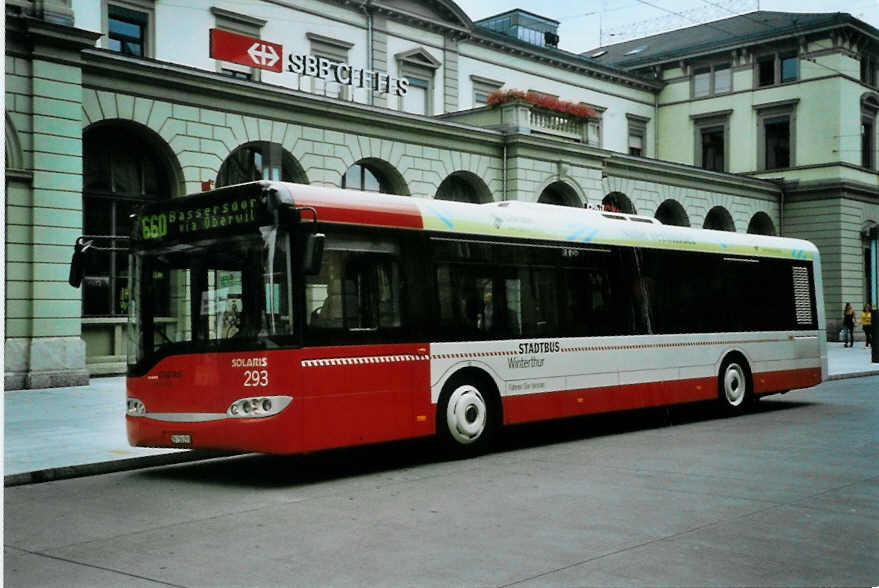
xmin=703 ymin=206 xmax=735 ymax=232
xmin=603 ymin=191 xmax=636 ymax=214
xmin=82 ymin=123 xmax=176 ymax=316
xmin=537 ymin=182 xmax=579 ymax=207
xmin=435 ymin=172 xmax=491 ymax=204
xmin=343 ymin=163 xmax=388 ymax=192
xmin=341 ymin=159 xmax=407 ymax=194
xmin=216 ymin=141 xmax=305 ymax=187
xmin=654 ymin=199 xmax=690 ymax=226
xmin=5 ymin=114 xmax=23 ymax=170
xmin=747 ymin=211 xmax=776 ymax=235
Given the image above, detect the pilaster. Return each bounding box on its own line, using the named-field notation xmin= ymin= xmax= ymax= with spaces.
xmin=4 ymin=14 xmax=100 ymax=389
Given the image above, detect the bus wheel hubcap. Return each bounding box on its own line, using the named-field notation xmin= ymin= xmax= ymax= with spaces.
xmin=446 ymin=385 xmax=487 ymax=445
xmin=724 ymin=363 xmax=746 ymax=407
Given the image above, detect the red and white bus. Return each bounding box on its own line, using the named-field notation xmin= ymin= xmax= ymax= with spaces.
xmin=101 ymin=181 xmax=825 ymax=455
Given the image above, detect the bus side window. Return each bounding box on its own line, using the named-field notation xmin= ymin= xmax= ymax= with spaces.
xmin=507 ymin=267 xmax=558 ymax=337
xmin=342 ymin=255 xmax=402 ymax=330
xmin=562 ymin=268 xmax=615 ymax=336
xmin=307 ymin=249 xmax=345 ymax=330
xmin=436 ymin=263 xmax=495 ymax=338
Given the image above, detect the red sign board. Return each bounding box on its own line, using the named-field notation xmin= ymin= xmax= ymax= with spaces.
xmin=210 ymin=29 xmax=283 ymax=73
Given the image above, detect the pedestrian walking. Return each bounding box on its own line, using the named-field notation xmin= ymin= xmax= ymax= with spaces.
xmin=843 ymin=302 xmax=855 ymax=347
xmin=862 ymin=304 xmax=873 ymax=348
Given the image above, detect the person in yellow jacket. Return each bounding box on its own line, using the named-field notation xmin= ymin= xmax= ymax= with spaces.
xmin=862 ymin=304 xmax=873 ymax=348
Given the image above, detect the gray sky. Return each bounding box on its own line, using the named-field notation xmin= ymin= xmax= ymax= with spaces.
xmin=454 ymin=0 xmax=879 ymax=54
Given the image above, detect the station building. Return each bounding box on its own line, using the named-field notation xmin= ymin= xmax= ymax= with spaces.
xmin=4 ymin=0 xmax=878 ymax=388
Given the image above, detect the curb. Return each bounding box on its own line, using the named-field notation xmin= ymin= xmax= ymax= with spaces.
xmin=4 ymin=450 xmax=238 ymax=487
xmin=827 ymin=370 xmax=879 ymax=381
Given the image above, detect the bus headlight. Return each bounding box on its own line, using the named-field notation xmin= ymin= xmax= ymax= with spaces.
xmin=127 ymin=398 xmax=146 ymax=416
xmin=226 ymin=396 xmax=292 ymax=418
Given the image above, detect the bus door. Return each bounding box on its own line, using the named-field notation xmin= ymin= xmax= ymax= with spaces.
xmin=301 ymin=232 xmax=423 ymax=450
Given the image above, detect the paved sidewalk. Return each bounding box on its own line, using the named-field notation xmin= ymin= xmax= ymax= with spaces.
xmin=4 ymin=342 xmax=878 ymax=485
xmin=3 ymin=377 xmax=227 ymax=486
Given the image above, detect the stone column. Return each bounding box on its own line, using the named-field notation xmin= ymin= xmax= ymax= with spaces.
xmin=4 ymin=15 xmax=101 ymax=389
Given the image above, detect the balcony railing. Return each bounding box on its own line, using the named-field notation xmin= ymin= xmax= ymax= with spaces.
xmin=438 ymin=102 xmax=595 ymax=145
xmin=530 ymin=108 xmax=583 ymax=141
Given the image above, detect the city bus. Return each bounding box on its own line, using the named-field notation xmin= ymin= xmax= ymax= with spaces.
xmin=73 ymin=180 xmax=825 ymax=455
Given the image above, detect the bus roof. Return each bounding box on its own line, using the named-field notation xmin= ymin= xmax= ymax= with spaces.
xmin=272 ymin=182 xmax=818 ymax=262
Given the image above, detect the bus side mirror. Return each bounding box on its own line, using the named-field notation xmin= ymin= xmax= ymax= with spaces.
xmin=68 ymin=242 xmax=86 ymax=288
xmin=302 ymin=233 xmax=325 ymax=275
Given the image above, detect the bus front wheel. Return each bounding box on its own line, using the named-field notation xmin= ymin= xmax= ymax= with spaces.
xmin=718 ymin=355 xmax=752 ymax=414
xmin=437 ymin=374 xmax=497 ymax=455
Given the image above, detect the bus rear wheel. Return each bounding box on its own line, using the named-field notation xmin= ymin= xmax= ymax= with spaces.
xmin=718 ymin=355 xmax=752 ymax=414
xmin=437 ymin=375 xmax=497 ymax=455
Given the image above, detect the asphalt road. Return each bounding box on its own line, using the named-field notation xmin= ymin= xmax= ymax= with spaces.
xmin=5 ymin=376 xmax=878 ymax=587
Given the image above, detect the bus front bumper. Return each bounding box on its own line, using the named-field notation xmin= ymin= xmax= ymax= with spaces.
xmin=126 ymin=396 xmax=300 ymax=454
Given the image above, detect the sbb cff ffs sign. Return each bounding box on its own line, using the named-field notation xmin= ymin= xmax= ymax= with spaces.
xmin=209 ymin=29 xmax=282 ymax=72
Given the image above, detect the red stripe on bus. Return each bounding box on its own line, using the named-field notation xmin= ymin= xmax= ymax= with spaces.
xmin=502 ymin=366 xmax=821 ymax=425
xmin=502 ymin=377 xmax=717 ymax=425
xmin=292 ymin=194 xmax=423 ymax=229
xmin=127 ymin=351 xmax=820 ymax=454
xmin=753 ymin=367 xmax=821 ymax=395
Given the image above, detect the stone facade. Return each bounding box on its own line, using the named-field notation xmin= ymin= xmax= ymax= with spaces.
xmin=4 ymin=2 xmax=843 ymax=389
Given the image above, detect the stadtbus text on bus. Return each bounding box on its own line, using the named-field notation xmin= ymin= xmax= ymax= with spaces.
xmin=70 ymin=181 xmax=826 ymax=455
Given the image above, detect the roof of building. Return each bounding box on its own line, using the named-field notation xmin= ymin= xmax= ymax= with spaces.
xmin=583 ymin=11 xmax=877 ymax=69
xmin=473 ymin=8 xmax=560 ymax=27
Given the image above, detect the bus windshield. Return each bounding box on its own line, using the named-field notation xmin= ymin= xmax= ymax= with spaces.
xmin=128 ymin=228 xmax=295 ymax=369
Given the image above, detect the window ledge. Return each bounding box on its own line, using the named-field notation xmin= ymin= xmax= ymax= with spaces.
xmin=82 ymin=317 xmax=128 ymax=325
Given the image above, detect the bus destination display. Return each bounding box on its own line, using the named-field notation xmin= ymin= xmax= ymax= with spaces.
xmin=139 ymin=196 xmax=270 ymax=240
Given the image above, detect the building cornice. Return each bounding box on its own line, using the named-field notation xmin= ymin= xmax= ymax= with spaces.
xmin=606 ymin=153 xmax=781 ymax=199
xmin=80 ymin=49 xmax=505 ymax=149
xmin=469 ymin=29 xmax=663 ymax=93
xmin=784 ymin=178 xmax=879 ymax=203
xmin=5 ymin=13 xmax=102 ymax=53
xmin=744 ymin=161 xmax=879 ymax=179
xmin=331 ymin=0 xmax=471 ymax=39
xmin=299 ymin=0 xmax=664 ymax=92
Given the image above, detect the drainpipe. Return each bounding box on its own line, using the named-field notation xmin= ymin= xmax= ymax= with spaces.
xmin=502 ymin=142 xmax=508 ymax=201
xmin=653 ymin=90 xmax=659 ymax=158
xmin=779 ymin=181 xmax=784 ymax=236
xmin=769 ymin=177 xmax=790 ymax=237
xmin=361 ymin=0 xmax=374 ymax=106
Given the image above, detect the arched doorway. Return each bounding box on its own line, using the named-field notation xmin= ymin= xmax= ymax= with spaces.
xmin=747 ymin=212 xmax=776 ymax=235
xmin=216 ymin=141 xmax=306 ymax=187
xmin=654 ymin=199 xmax=690 ymax=226
xmin=342 ymin=158 xmax=408 ymax=195
xmin=703 ymin=206 xmax=735 ymax=232
xmin=603 ymin=191 xmax=636 ymax=214
xmin=82 ymin=122 xmax=181 ymax=317
xmin=538 ymin=181 xmax=579 ymax=207
xmin=435 ymin=171 xmax=492 ymax=203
